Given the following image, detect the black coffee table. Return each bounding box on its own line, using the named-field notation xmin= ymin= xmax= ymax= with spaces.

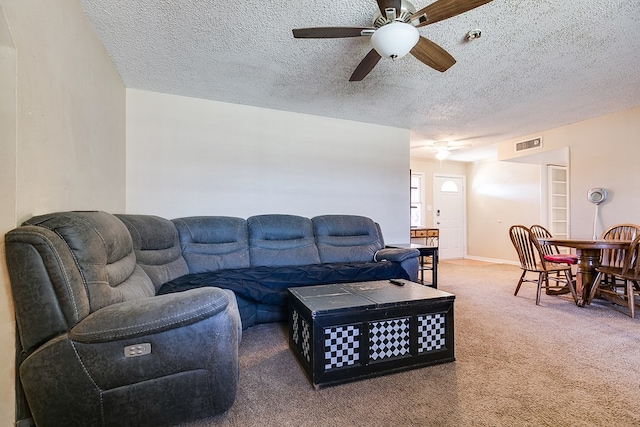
xmin=288 ymin=280 xmax=455 ymax=388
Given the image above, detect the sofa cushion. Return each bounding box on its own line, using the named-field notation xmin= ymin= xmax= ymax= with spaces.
xmin=22 ymin=211 xmax=156 ymax=313
xmin=116 ymin=214 xmax=189 ymax=291
xmin=158 ymin=261 xmax=409 ymax=306
xmin=312 ymin=215 xmax=384 ymax=263
xmin=173 ymin=216 xmax=250 ymax=273
xmin=247 ymin=214 xmax=320 ymax=266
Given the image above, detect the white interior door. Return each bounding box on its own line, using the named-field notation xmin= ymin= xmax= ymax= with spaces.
xmin=434 ymin=175 xmax=466 ymax=259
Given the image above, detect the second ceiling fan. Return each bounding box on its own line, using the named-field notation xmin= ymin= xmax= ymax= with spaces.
xmin=293 ymin=0 xmax=493 ymax=81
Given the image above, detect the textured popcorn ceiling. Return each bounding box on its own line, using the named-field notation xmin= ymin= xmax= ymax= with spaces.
xmin=79 ymin=0 xmax=640 ymax=161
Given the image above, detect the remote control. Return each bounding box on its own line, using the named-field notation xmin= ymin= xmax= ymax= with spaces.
xmin=389 ymin=279 xmax=404 ymax=286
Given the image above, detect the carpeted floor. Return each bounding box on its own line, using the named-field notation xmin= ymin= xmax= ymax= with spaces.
xmin=180 ymin=262 xmax=640 ymax=426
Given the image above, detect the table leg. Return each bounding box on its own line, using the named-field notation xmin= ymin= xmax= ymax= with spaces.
xmin=575 ymin=248 xmax=601 ymax=306
xmin=415 ymin=248 xmax=438 ymax=288
xmin=432 ymin=249 xmax=438 ymax=289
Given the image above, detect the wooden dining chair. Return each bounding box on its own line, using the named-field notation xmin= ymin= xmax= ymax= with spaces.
xmin=589 ymin=235 xmax=640 ymax=318
xmin=599 ymin=224 xmax=640 ymax=289
xmin=530 ymin=224 xmax=578 ymax=265
xmin=509 ymin=225 xmax=577 ymax=305
xmin=600 ymin=224 xmax=640 ymax=268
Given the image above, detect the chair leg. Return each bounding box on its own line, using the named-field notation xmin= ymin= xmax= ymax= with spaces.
xmin=565 ymin=270 xmax=578 ymax=305
xmin=514 ymin=271 xmax=526 ymax=296
xmin=633 ymin=281 xmax=640 ymax=313
xmin=627 ymin=280 xmax=635 ymax=319
xmin=544 ymin=274 xmax=551 ymax=294
xmin=588 ymin=272 xmax=603 ymax=307
xmin=536 ymin=273 xmax=544 ymax=305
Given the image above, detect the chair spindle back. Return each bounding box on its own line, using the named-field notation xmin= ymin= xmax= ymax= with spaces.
xmin=601 ymin=224 xmax=640 ymax=268
xmin=621 ymin=235 xmax=640 ymax=279
xmin=530 ymin=224 xmax=559 ymax=257
xmin=510 ymin=225 xmax=543 ymax=271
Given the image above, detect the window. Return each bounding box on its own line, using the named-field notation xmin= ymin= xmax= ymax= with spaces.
xmin=440 ymin=180 xmax=459 ymax=192
xmin=411 ymin=173 xmax=424 ymax=227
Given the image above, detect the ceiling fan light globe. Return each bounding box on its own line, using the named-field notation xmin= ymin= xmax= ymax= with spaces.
xmin=435 ymin=148 xmax=450 ymax=160
xmin=370 ymin=22 xmax=419 ymax=59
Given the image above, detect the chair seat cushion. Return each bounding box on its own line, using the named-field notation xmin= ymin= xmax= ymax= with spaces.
xmin=544 ymin=254 xmax=578 ymax=264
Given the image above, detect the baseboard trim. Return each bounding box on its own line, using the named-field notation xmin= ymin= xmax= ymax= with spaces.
xmin=462 ymin=255 xmax=519 ymax=266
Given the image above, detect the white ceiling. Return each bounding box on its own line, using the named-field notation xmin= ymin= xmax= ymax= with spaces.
xmin=79 ymin=0 xmax=640 ymax=161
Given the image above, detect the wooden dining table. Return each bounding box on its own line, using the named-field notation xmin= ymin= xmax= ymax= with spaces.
xmin=537 ymin=237 xmax=631 ymax=306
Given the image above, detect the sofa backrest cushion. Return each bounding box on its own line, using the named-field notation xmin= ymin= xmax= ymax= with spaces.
xmin=5 ymin=211 xmax=155 ymax=353
xmin=172 ymin=216 xmax=250 ymax=273
xmin=116 ymin=214 xmax=189 ymax=290
xmin=247 ymin=214 xmax=320 ymax=267
xmin=312 ymin=215 xmax=384 ymax=263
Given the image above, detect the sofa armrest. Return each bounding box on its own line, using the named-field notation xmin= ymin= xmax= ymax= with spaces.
xmin=24 ymin=286 xmax=241 ymax=425
xmin=69 ymin=287 xmax=232 ymax=343
xmin=374 ymin=248 xmax=420 ymax=263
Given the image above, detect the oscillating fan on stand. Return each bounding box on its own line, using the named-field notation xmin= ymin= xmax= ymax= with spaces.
xmin=588 ymin=188 xmax=608 ymax=239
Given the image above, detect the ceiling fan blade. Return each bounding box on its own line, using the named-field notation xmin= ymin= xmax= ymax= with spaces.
xmin=410 ymin=37 xmax=456 ymax=72
xmin=349 ymin=49 xmax=382 ymax=81
xmin=411 ymin=0 xmax=493 ymax=28
xmin=376 ymin=0 xmax=402 ymax=17
xmin=292 ymin=27 xmax=373 ymax=38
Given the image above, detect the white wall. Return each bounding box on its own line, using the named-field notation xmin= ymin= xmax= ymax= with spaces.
xmin=547 ymin=108 xmax=640 ymax=238
xmin=11 ymin=2 xmax=126 ymax=222
xmin=0 ymin=0 xmax=126 ymax=424
xmin=498 ymin=106 xmax=640 ymax=239
xmin=468 ymin=106 xmax=640 ymax=263
xmin=0 ymin=4 xmax=17 ymax=423
xmin=126 ymin=89 xmax=411 ymax=243
xmin=466 ymin=159 xmax=541 ymax=262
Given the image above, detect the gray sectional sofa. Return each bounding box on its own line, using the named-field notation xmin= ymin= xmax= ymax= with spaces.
xmin=5 ymin=211 xmax=418 ymax=427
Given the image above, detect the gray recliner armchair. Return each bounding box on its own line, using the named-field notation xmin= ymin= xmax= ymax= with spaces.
xmin=5 ymin=211 xmax=241 ymax=427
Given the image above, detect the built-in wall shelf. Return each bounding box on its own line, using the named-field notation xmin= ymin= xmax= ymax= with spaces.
xmin=548 ymin=165 xmax=570 ymax=241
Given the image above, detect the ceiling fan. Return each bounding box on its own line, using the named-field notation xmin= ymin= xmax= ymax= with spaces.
xmin=292 ymin=0 xmax=493 ymax=81
xmin=417 ymin=141 xmax=472 ymax=159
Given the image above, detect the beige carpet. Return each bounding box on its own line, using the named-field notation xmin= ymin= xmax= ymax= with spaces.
xmin=180 ymin=262 xmax=640 ymax=427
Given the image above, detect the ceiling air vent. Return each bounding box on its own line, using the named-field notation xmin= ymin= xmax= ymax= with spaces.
xmin=515 ymin=137 xmax=542 ymax=152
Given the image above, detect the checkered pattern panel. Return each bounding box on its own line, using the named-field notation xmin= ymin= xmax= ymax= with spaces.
xmin=301 ymin=318 xmax=311 ymax=362
xmin=292 ymin=309 xmax=300 ymax=345
xmin=324 ymin=325 xmax=361 ymax=370
xmin=417 ymin=313 xmax=446 ymax=353
xmin=368 ymin=318 xmax=410 ymax=361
